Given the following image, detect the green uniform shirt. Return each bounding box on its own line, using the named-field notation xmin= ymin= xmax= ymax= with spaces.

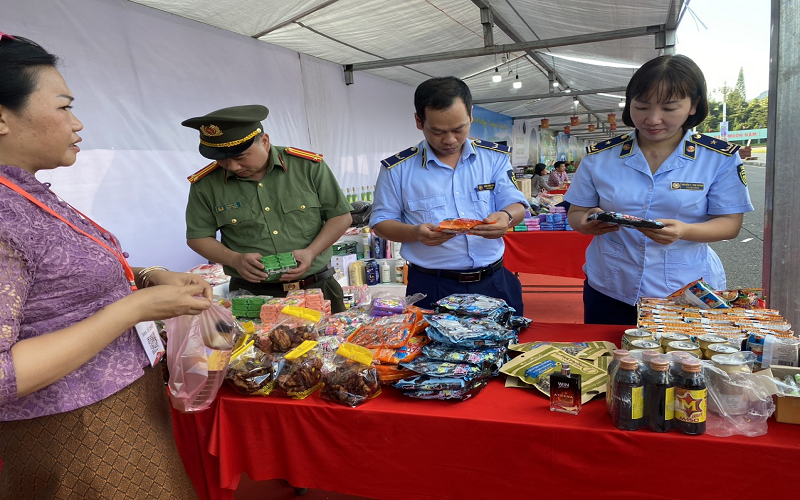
xmin=185 ymin=145 xmax=352 ymax=280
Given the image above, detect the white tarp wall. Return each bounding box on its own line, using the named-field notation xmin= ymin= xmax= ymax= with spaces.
xmin=3 ymin=0 xmax=420 ymax=271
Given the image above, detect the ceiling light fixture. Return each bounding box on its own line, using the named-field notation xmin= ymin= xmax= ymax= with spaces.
xmin=492 ymin=67 xmax=502 ymax=83
xmin=513 ymin=74 xmax=521 ymax=89
xmin=618 ymin=98 xmax=625 ymax=108
xmin=552 ymin=81 xmax=559 ymax=88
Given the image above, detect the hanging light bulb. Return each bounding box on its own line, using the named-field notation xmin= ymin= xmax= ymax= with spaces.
xmin=513 ymin=74 xmax=522 ymax=89
xmin=552 ymin=81 xmax=560 ymax=88
xmin=619 ymin=98 xmax=625 ymax=108
xmin=492 ymin=67 xmax=502 ymax=83
xmin=564 ymin=88 xmax=571 ymax=93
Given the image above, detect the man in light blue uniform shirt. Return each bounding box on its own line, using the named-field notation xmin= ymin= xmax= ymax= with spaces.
xmin=370 ymin=77 xmax=528 ymax=313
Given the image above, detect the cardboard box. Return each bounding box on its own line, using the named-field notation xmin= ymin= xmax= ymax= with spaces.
xmin=758 ymin=365 xmax=800 ymax=424
xmin=516 ymin=177 xmax=532 ymax=199
xmin=332 ymin=240 xmax=358 ymax=255
xmin=331 ymin=254 xmax=357 ymax=283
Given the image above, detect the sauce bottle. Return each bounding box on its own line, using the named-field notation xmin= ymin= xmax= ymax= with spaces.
xmin=606 ymin=349 xmax=629 ymax=415
xmin=674 ymin=360 xmax=707 ymax=435
xmin=611 ymin=357 xmax=644 ymax=431
xmin=644 ymin=358 xmax=675 ymax=432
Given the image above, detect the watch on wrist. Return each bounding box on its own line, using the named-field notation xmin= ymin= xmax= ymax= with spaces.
xmin=499 ymin=209 xmax=514 ymax=227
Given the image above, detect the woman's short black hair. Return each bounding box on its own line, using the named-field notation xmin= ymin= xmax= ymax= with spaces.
xmin=534 ymin=163 xmax=547 ymax=176
xmin=622 ymin=54 xmax=708 ymax=132
xmin=414 ymin=77 xmax=472 ymax=124
xmin=0 ymin=35 xmax=59 ymax=112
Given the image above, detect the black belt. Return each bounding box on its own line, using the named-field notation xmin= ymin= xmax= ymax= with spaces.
xmin=231 ymin=265 xmax=335 ymax=293
xmin=409 ymin=258 xmax=504 ymax=283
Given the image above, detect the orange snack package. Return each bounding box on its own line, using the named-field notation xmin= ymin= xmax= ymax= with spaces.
xmin=436 ymin=218 xmax=495 ymax=234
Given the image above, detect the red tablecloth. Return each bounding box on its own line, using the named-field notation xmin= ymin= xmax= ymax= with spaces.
xmin=503 ymin=231 xmax=592 ymax=279
xmin=172 ymin=323 xmax=800 ymax=500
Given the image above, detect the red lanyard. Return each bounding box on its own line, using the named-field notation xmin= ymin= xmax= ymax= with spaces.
xmin=0 ymin=174 xmax=138 ymax=291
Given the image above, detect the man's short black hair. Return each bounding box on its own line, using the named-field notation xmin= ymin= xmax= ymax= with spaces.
xmin=553 ymin=161 xmax=566 ymax=169
xmin=414 ymin=76 xmax=472 ymax=123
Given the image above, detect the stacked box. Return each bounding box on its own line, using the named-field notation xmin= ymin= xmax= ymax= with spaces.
xmin=303 ymin=289 xmax=325 ymax=311
xmin=332 ymin=240 xmax=358 ymax=255
xmin=331 ymin=254 xmax=358 ymax=280
xmin=516 ymin=177 xmax=532 ymax=199
xmin=261 ymin=252 xmax=297 ymax=280
xmin=260 ymin=297 xmax=292 ymax=325
xmin=231 ymin=296 xmax=269 ymax=318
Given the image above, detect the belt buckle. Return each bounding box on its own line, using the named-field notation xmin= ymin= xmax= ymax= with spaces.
xmin=282 ymin=281 xmax=301 ymax=291
xmin=458 ymin=271 xmax=482 ymax=283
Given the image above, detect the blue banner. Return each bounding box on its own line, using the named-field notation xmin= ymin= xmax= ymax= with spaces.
xmin=471 ymin=106 xmax=513 ymax=145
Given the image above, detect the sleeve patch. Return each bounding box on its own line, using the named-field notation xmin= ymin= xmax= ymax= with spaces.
xmin=738 ymin=164 xmax=748 ymax=186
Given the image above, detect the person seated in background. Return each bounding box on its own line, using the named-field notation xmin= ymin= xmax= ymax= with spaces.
xmin=531 ymin=163 xmax=558 ymax=194
xmin=548 ymin=160 xmax=570 ymax=187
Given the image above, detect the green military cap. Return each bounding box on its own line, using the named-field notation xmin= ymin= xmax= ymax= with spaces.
xmin=181 ymin=105 xmax=269 ymax=160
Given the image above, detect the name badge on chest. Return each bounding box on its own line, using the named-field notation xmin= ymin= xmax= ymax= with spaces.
xmin=670 ymin=182 xmax=704 ymax=191
xmin=476 ymin=183 xmax=495 ymax=191
xmin=215 ymin=201 xmax=242 ymax=213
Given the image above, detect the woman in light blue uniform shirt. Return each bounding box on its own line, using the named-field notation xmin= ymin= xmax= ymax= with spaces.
xmin=565 ymin=55 xmax=754 ymax=325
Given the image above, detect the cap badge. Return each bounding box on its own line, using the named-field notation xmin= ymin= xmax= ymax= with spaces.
xmin=201 ymin=124 xmax=224 ymax=137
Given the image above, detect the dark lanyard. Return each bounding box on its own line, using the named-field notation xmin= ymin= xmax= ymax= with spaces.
xmin=0 ymin=174 xmax=138 ymax=291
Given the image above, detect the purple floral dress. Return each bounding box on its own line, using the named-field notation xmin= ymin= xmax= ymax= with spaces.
xmin=0 ymin=165 xmax=147 ymax=421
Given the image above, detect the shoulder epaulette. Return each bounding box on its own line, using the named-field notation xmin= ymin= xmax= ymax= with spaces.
xmin=586 ymin=134 xmax=632 ymax=155
xmin=689 ymin=133 xmax=740 ymax=156
xmin=381 ymin=146 xmax=420 ymax=169
xmin=187 ymin=161 xmax=218 ymax=184
xmin=285 ymin=147 xmax=323 ymax=162
xmin=472 ymin=139 xmax=511 ymax=155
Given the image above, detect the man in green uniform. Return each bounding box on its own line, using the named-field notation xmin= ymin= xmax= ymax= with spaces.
xmin=182 ymin=105 xmax=352 ymax=312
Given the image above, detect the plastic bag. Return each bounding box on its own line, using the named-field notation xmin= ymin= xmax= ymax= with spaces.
xmin=165 ymin=303 xmax=237 ymax=412
xmin=703 ymin=361 xmax=775 ymax=437
xmin=276 ymin=340 xmax=323 ymax=399
xmin=225 ymin=341 xmax=283 ymax=396
xmin=257 ymin=306 xmax=322 ymax=353
xmin=433 ymin=294 xmax=514 ymax=324
xmin=320 ymin=343 xmax=381 ymax=407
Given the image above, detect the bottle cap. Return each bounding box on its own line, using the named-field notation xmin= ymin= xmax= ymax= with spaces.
xmin=681 ymin=360 xmax=702 ymax=373
xmin=612 ymin=349 xmax=630 ymax=360
xmin=641 ymin=351 xmax=659 ymax=362
xmin=650 ymin=359 xmax=669 ymax=371
xmin=620 ymin=357 xmax=638 ymax=370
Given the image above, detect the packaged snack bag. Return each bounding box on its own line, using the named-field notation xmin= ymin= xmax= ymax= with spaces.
xmin=321 ymin=343 xmax=381 ymax=407
xmin=276 ymin=340 xmax=323 ymax=399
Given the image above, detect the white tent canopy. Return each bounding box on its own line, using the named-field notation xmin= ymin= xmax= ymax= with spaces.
xmin=131 ymin=0 xmax=681 ymax=139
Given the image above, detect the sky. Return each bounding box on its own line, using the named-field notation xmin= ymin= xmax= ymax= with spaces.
xmin=676 ymin=0 xmax=771 ymax=101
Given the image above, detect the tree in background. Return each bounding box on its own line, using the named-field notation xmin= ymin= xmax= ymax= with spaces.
xmin=699 ymin=67 xmax=767 ymax=135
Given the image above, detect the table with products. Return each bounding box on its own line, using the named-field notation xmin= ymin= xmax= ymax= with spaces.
xmin=171 ymin=322 xmax=800 ymax=500
xmin=503 ymin=231 xmax=593 ymax=279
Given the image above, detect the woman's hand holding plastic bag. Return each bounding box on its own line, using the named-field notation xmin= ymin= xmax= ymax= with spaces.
xmin=165 ymin=302 xmax=238 ymax=412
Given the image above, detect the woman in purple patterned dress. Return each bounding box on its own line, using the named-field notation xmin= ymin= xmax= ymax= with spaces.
xmin=0 ymin=34 xmax=212 ymax=499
